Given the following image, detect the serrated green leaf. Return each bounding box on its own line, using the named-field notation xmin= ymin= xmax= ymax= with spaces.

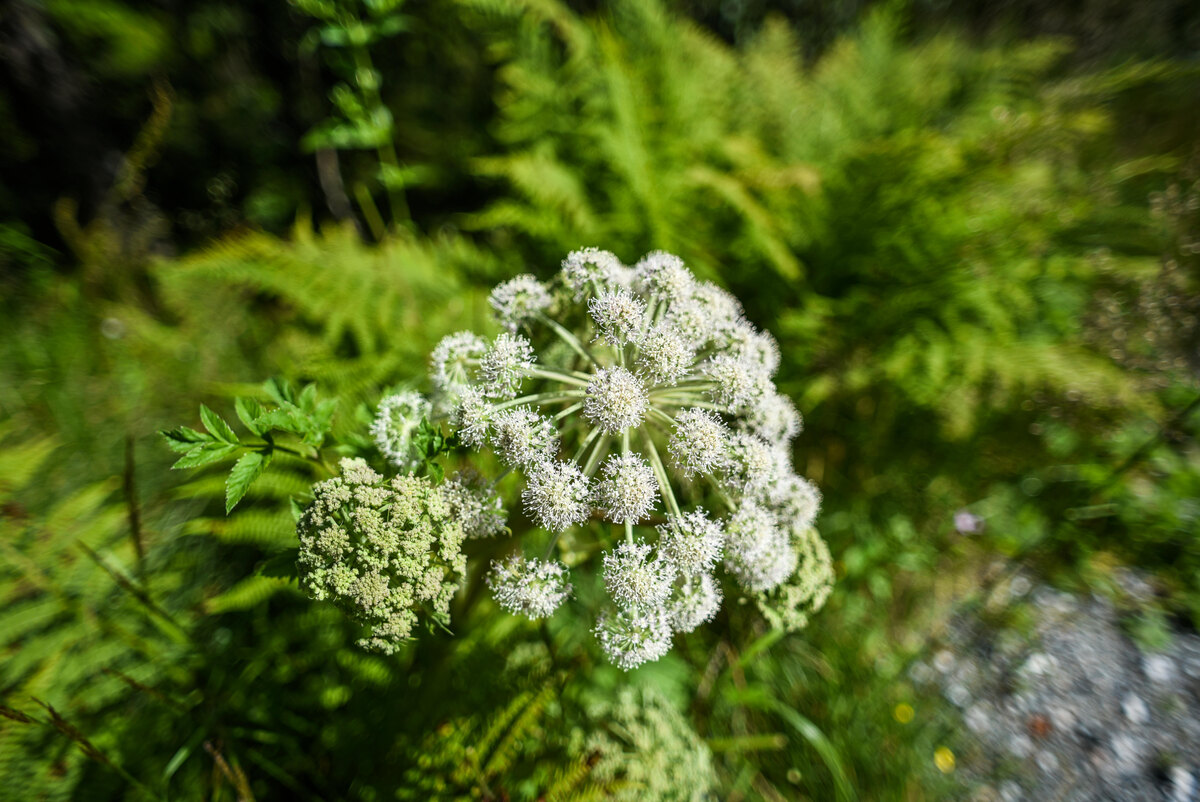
xmin=226 ymin=451 xmax=272 ymax=513
xmin=254 ymin=408 xmax=309 ymax=435
xmin=289 ymin=497 xmax=306 ymax=523
xmin=264 ymin=377 xmax=293 ymax=406
xmin=298 ymin=383 xmax=318 ymax=412
xmin=235 ymin=397 xmax=266 ymax=436
xmin=161 ymin=426 xmax=211 ymax=453
xmin=172 ymin=444 xmax=238 ymax=469
xmin=200 ymin=405 xmax=239 ymax=445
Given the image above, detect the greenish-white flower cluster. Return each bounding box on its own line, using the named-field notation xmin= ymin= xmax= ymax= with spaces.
xmin=296 ymin=458 xmax=466 ymax=654
xmin=357 ymin=248 xmax=833 ymax=668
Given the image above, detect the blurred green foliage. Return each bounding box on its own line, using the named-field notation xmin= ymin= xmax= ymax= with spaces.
xmin=2 ymin=0 xmax=1199 ymax=799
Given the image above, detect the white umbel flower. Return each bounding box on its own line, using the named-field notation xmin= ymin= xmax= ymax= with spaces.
xmin=602 ymin=540 xmax=676 ymax=610
xmin=657 ymin=510 xmax=724 ymax=577
xmin=594 ymin=606 xmax=672 ymax=671
xmin=430 ymin=331 xmax=487 ymax=397
xmin=724 ymin=500 xmax=796 ymax=593
xmin=451 ymin=386 xmax=492 ymax=449
xmin=690 ymin=281 xmax=745 ymax=345
xmin=480 ymin=333 xmax=535 ymax=400
xmin=636 ymin=322 xmax=695 ymax=386
xmin=441 ymin=470 xmax=507 ymax=539
xmin=770 ymin=473 xmax=822 ymax=532
xmin=724 ymin=432 xmax=776 ymax=495
xmin=705 ymin=354 xmax=768 ymax=411
xmin=487 ymin=554 xmax=572 ymax=619
xmin=490 ymin=274 xmax=551 ymax=332
xmin=594 ymin=453 xmax=658 ymax=524
xmin=489 ymin=407 xmax=558 ymax=468
xmin=668 ymin=572 xmax=722 ymax=633
xmin=561 ymin=247 xmax=625 ymax=299
xmin=744 ymin=391 xmax=802 ymax=442
xmin=522 ymin=461 xmax=591 ymax=532
xmin=584 ymin=367 xmax=648 ymax=433
xmin=730 ymin=326 xmax=781 ymax=377
xmin=633 ymin=251 xmax=694 ymax=301
xmin=668 ymin=408 xmax=730 ymax=477
xmin=664 ymin=296 xmax=715 ymax=345
xmin=589 ymin=288 xmax=646 ymax=346
xmin=370 ymin=391 xmax=431 ymax=470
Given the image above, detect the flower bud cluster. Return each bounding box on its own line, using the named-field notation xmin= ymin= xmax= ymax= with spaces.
xmin=296 ymin=459 xmax=466 ymax=654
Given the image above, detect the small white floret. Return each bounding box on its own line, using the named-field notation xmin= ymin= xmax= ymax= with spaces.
xmin=593 ymin=605 xmax=672 ymax=670
xmin=370 ymin=391 xmax=432 ymax=470
xmin=595 ymin=453 xmax=658 ymax=524
xmin=489 ymin=274 xmax=551 ymax=332
xmin=487 ymin=554 xmax=572 ymax=619
xmin=522 ymin=461 xmax=591 ymax=532
xmin=603 ymin=540 xmax=677 ymax=609
xmin=584 ymin=367 xmax=648 ymax=433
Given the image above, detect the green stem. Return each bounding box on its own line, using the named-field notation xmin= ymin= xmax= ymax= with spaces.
xmin=350 ymin=43 xmax=409 ymax=228
xmin=523 ymin=366 xmax=591 ymax=388
xmin=642 ymin=431 xmax=682 ymax=519
xmin=582 ymin=434 xmax=611 ymax=478
xmin=654 ymin=399 xmax=735 ymax=415
xmin=648 ymin=407 xmax=678 ymax=428
xmin=554 ymin=402 xmax=585 ymax=422
xmin=488 ymin=466 xmax=513 ymax=490
xmin=537 ymin=313 xmax=599 ymax=368
xmin=573 ymin=427 xmax=602 ymax=464
xmin=490 ymin=390 xmax=584 ymax=413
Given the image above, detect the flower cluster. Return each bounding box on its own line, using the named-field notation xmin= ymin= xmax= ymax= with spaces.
xmin=355 ymin=248 xmax=832 ymax=668
xmin=296 ymin=458 xmax=466 ymax=654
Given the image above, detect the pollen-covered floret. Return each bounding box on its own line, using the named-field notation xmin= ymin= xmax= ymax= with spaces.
xmin=593 ymin=606 xmax=672 ymax=671
xmin=657 ymin=509 xmax=723 ymax=576
xmin=451 ymin=386 xmax=492 ymax=449
xmin=723 ymin=500 xmax=796 ymax=593
xmin=584 ymin=367 xmax=648 ymax=433
xmin=370 ymin=391 xmax=432 ymax=470
xmin=743 ymin=390 xmax=802 ymax=442
xmin=668 ymin=572 xmax=722 ymax=633
xmin=730 ymin=326 xmax=781 ymax=377
xmin=636 ymin=322 xmax=695 ymax=386
xmin=441 ymin=470 xmax=507 ymax=539
xmin=489 ymin=407 xmax=558 ymax=468
xmin=723 ymin=432 xmax=776 ymax=495
xmin=705 ymin=353 xmax=769 ymax=412
xmin=489 ymin=274 xmax=551 ymax=332
xmin=589 ymin=288 xmax=646 ymax=346
xmin=296 ymin=459 xmax=466 ymax=654
xmin=602 ymin=540 xmax=676 ymax=610
xmin=633 ymin=251 xmax=694 ymax=301
xmin=430 ymin=331 xmax=487 ymax=397
xmin=561 ymin=247 xmax=626 ymax=299
xmin=754 ymin=527 xmax=834 ymax=632
xmin=594 ymin=453 xmax=657 ymax=524
xmin=522 ymin=460 xmax=591 ymax=532
xmin=486 ymin=554 xmax=573 ymax=619
xmin=768 ymin=473 xmax=822 ymax=532
xmin=694 ymin=281 xmax=744 ymax=337
xmin=480 ymin=333 xmax=535 ymax=400
xmin=668 ymin=408 xmax=730 ymax=477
